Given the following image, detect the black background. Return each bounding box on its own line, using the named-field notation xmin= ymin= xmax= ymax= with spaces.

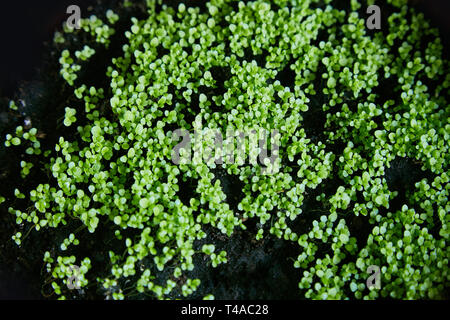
xmin=0 ymin=0 xmax=96 ymax=97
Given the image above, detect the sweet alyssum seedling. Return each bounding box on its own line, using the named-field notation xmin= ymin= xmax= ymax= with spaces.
xmin=1 ymin=0 xmax=448 ymax=300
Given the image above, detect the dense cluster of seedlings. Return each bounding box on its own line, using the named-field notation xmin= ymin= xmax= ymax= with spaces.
xmin=1 ymin=0 xmax=449 ymax=299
